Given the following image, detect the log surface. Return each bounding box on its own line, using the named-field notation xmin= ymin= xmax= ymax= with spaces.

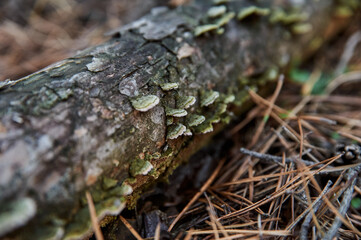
xmin=0 ymin=0 xmax=340 ymax=239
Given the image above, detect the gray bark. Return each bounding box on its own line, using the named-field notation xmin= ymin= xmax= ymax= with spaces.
xmin=0 ymin=0 xmax=347 ymax=239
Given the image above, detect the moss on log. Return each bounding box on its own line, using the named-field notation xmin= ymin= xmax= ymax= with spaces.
xmin=0 ymin=0 xmax=354 ymax=239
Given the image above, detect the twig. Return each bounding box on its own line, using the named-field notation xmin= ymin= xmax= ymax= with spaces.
xmin=299 ymin=180 xmax=333 ymax=240
xmin=323 ymin=168 xmax=360 ymax=240
xmin=85 ymin=191 xmax=104 ymax=240
xmin=168 ymin=158 xmax=225 ymax=231
xmin=326 ymin=71 xmax=361 ymax=94
xmin=119 ymin=215 xmax=144 ymax=240
xmin=334 ymin=31 xmax=361 ymax=76
xmin=239 ymin=148 xmax=316 ymax=166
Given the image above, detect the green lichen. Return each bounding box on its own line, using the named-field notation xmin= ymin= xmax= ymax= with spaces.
xmin=167 ymin=123 xmax=186 ymax=139
xmin=159 ymin=82 xmax=179 ymax=91
xmin=213 ymin=0 xmax=230 ymax=4
xmin=237 ymin=6 xmax=270 ymax=21
xmin=223 ymin=94 xmax=235 ymax=104
xmin=201 ymin=90 xmax=220 ymax=107
xmin=291 ymin=23 xmax=312 ymax=34
xmin=208 ymin=5 xmax=227 ymax=18
xmin=102 ymin=177 xmax=118 ymax=190
xmin=117 ymin=183 xmax=133 ymax=196
xmin=194 ymin=121 xmax=214 ymax=134
xmin=165 ymin=107 xmax=187 ymax=117
xmin=184 ymin=128 xmax=193 ymax=136
xmin=215 ymin=103 xmax=228 ymax=115
xmin=64 ymin=197 xmax=125 ymax=240
xmin=217 ymin=28 xmax=225 ymax=35
xmin=129 ymin=159 xmax=153 ymax=177
xmin=176 ymin=95 xmax=196 ymax=109
xmin=130 ymin=95 xmax=160 ymax=112
xmin=166 ymin=117 xmax=174 ymax=126
xmin=269 ymin=9 xmax=308 ymax=24
xmin=216 ymin=12 xmax=235 ymax=27
xmin=0 ymin=197 xmax=37 ymax=237
xmin=186 ymin=114 xmax=206 ymax=127
xmin=194 ymin=24 xmax=219 ymax=36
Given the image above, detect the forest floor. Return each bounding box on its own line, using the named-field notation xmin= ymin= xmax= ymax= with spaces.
xmin=1 ymin=1 xmax=360 ymax=239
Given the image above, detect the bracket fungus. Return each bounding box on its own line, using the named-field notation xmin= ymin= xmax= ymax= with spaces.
xmin=130 ymin=95 xmax=160 ymax=112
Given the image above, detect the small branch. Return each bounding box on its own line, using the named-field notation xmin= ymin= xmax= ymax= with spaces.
xmin=323 ymin=168 xmax=360 ymax=240
xmin=299 ymin=180 xmax=333 ymax=240
xmin=119 ymin=215 xmax=144 ymax=240
xmin=239 ymin=148 xmax=316 ymax=166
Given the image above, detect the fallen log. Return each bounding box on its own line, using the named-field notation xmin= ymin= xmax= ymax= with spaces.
xmin=0 ymin=0 xmax=354 ymax=239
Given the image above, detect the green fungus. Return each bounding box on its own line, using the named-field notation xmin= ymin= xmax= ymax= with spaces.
xmin=208 ymin=5 xmax=227 ymax=18
xmin=167 ymin=123 xmax=186 ymax=140
xmin=165 ymin=107 xmax=188 ymax=117
xmin=130 ymin=95 xmax=160 ymax=112
xmin=194 ymin=24 xmax=219 ymax=36
xmin=186 ymin=114 xmax=206 ymax=127
xmin=223 ymin=94 xmax=235 ymax=104
xmin=194 ymin=121 xmax=214 ymax=134
xmin=213 ymin=0 xmax=230 ymax=4
xmin=118 ymin=183 xmax=133 ymax=196
xmin=0 ymin=197 xmax=37 ymax=237
xmin=216 ymin=12 xmax=235 ymax=27
xmin=130 ymin=159 xmax=153 ymax=177
xmin=184 ymin=128 xmax=193 ymax=136
xmin=159 ymin=82 xmax=179 ymax=91
xmin=166 ymin=117 xmax=174 ymax=126
xmin=176 ymin=95 xmax=196 ymax=109
xmin=291 ymin=23 xmax=312 ymax=34
xmin=201 ymin=90 xmax=220 ymax=107
xmin=237 ymin=6 xmax=270 ymax=21
xmin=269 ymin=9 xmax=308 ymax=24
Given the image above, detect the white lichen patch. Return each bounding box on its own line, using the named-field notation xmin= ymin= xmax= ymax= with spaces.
xmin=167 ymin=123 xmax=186 ymax=140
xmin=165 ymin=107 xmax=187 ymax=117
xmin=177 ymin=96 xmax=196 ymax=109
xmin=131 ymin=95 xmax=160 ymax=112
xmin=160 ymin=82 xmax=179 ymax=91
xmin=216 ymin=12 xmax=235 ymax=27
xmin=186 ymin=114 xmax=206 ymax=127
xmin=201 ymin=90 xmax=220 ymax=107
xmin=177 ymin=43 xmax=196 ymax=60
xmin=119 ymin=77 xmax=139 ymax=97
xmin=207 ymin=5 xmax=227 ymax=18
xmin=119 ymin=183 xmax=133 ymax=196
xmin=86 ymin=57 xmax=109 ymax=72
xmin=237 ymin=6 xmax=270 ymax=21
xmin=194 ymin=24 xmax=218 ymax=36
xmin=0 ymin=197 xmax=37 ymax=236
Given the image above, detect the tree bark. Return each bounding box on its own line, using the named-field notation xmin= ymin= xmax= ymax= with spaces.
xmin=0 ymin=0 xmax=351 ymax=239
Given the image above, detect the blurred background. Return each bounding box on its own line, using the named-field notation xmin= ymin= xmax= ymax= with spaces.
xmin=0 ymin=0 xmax=184 ymax=81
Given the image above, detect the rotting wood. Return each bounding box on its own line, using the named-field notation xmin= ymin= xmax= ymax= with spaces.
xmin=0 ymin=0 xmax=356 ymax=239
